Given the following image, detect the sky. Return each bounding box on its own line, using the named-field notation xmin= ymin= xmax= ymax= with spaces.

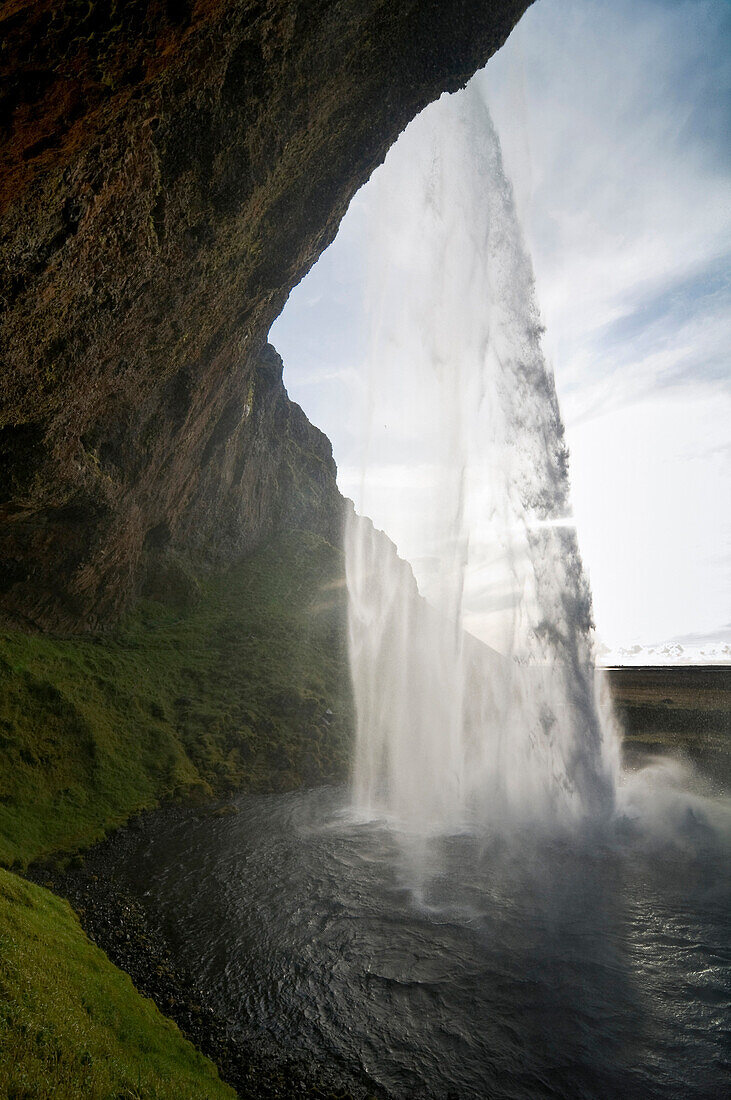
xmin=270 ymin=0 xmax=731 ymax=663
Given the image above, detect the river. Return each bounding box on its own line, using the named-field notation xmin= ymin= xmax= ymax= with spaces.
xmin=108 ymin=766 xmax=729 ymax=1099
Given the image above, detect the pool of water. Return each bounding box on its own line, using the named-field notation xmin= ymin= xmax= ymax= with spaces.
xmin=114 ymin=770 xmax=729 ymax=1099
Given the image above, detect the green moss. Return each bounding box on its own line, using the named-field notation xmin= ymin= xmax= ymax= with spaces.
xmin=0 ymin=866 xmax=235 ymax=1099
xmin=0 ymin=531 xmax=352 ymax=868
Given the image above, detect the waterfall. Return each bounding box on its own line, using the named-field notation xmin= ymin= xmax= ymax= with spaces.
xmin=345 ymin=82 xmax=620 ymax=833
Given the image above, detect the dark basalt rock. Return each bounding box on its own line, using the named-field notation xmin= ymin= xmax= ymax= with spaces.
xmin=0 ymin=0 xmax=531 ymax=632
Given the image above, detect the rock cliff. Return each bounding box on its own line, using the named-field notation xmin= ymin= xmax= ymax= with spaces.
xmin=0 ymin=0 xmax=530 ymax=631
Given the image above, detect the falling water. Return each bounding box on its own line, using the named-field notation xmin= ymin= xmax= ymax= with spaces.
xmin=346 ymin=82 xmax=620 ymax=833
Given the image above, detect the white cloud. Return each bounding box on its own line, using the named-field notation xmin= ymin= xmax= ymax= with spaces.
xmin=569 ymin=387 xmax=731 ymax=649
xmin=479 ymin=0 xmax=731 ymax=417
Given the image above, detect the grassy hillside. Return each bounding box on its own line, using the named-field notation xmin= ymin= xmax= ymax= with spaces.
xmin=0 ymin=866 xmax=236 ymax=1099
xmin=0 ymin=531 xmax=352 ymax=868
xmin=604 ymin=665 xmax=730 ymax=785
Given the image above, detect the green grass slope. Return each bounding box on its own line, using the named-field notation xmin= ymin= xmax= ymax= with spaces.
xmin=0 ymin=866 xmax=236 ymax=1099
xmin=0 ymin=531 xmax=352 ymax=867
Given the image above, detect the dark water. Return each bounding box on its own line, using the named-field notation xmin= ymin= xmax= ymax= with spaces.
xmin=115 ymin=777 xmax=730 ymax=1099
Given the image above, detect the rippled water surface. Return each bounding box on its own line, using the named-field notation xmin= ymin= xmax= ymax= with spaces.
xmin=116 ymin=779 xmax=730 ymax=1099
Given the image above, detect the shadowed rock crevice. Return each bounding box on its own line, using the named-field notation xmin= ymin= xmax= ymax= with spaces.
xmin=0 ymin=0 xmax=531 ymax=631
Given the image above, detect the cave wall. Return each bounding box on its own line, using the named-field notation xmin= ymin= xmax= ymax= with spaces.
xmin=0 ymin=0 xmax=531 ymax=631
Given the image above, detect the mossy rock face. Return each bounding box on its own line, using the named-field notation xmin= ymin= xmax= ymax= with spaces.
xmin=0 ymin=866 xmax=236 ymax=1099
xmin=0 ymin=0 xmax=530 ymax=632
xmin=0 ymin=531 xmax=353 ymax=868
